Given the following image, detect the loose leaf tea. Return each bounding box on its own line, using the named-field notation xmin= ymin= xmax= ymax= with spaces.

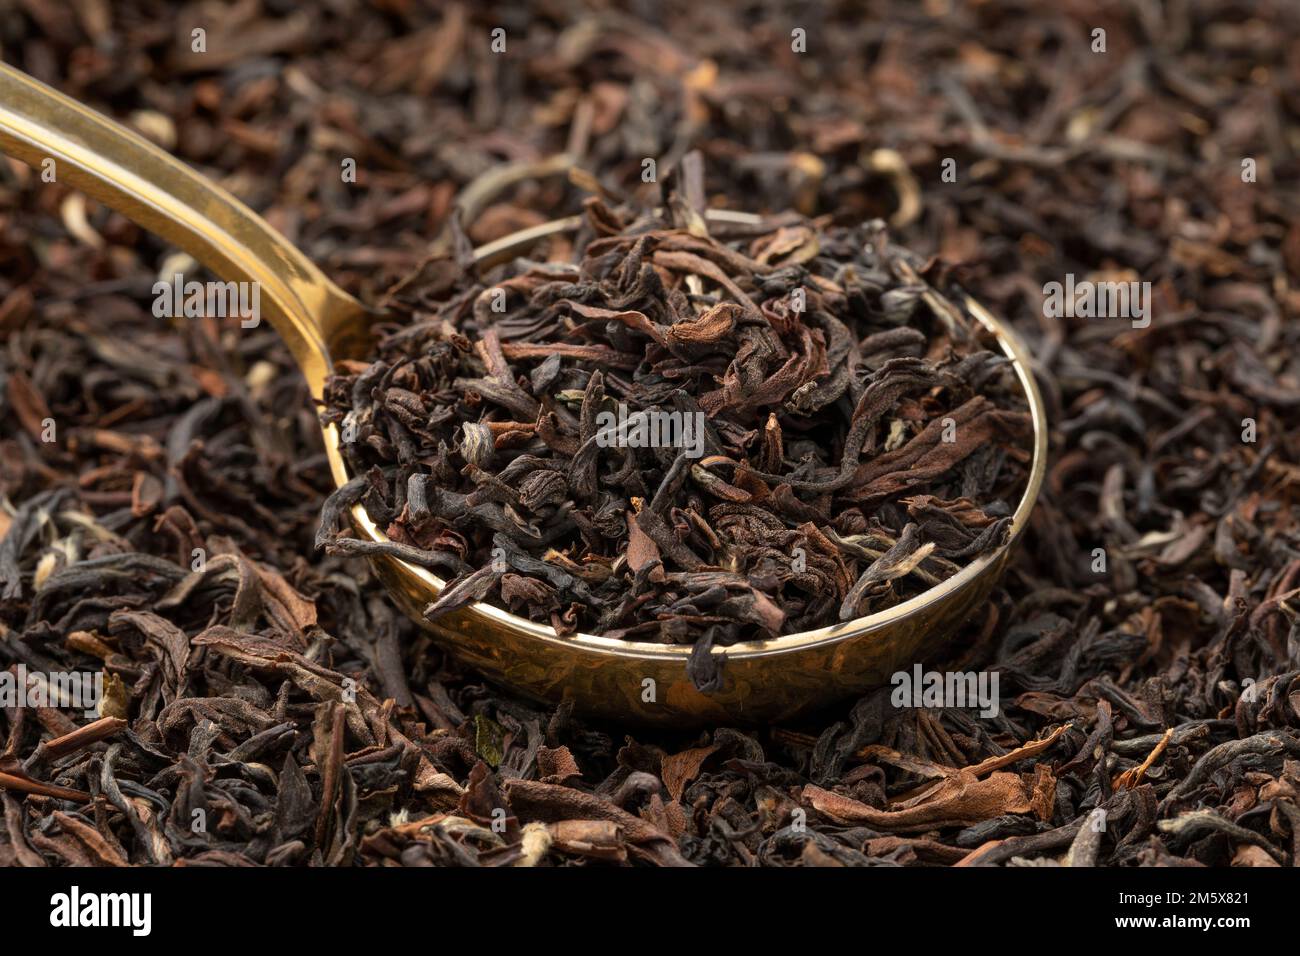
xmin=319 ymin=190 xmax=1031 ymax=648
xmin=1 ymin=0 xmax=1298 ymax=871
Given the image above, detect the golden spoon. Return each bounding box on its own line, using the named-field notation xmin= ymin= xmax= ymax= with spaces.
xmin=0 ymin=62 xmax=1046 ymax=725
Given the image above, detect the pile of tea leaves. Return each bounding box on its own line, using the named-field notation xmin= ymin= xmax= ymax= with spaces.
xmin=318 ymin=189 xmax=1031 ymax=653
xmin=2 ymin=0 xmax=1299 ymax=872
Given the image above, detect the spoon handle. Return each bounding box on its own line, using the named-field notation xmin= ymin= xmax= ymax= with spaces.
xmin=0 ymin=61 xmax=370 ymax=397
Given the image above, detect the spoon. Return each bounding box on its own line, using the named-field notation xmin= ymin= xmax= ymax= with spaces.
xmin=0 ymin=62 xmax=1046 ymax=725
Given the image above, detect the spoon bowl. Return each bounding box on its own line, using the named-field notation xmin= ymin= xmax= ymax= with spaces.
xmin=0 ymin=62 xmax=1047 ymax=726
